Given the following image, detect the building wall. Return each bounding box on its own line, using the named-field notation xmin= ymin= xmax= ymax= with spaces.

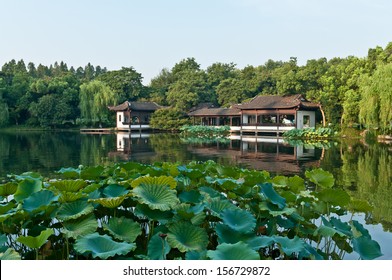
xmin=116 ymin=112 xmax=129 ymax=129
xmin=296 ymin=111 xmax=316 ymax=129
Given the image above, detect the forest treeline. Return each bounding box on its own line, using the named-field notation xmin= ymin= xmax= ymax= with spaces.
xmin=0 ymin=42 xmax=391 ymax=133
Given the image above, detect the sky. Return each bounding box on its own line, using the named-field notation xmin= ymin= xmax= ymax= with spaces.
xmin=1 ymin=0 xmax=391 ymax=84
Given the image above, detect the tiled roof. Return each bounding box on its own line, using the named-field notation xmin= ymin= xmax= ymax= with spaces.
xmin=235 ymin=94 xmax=319 ymax=109
xmin=109 ymin=101 xmax=162 ymax=111
xmin=188 ymin=107 xmax=241 ymax=116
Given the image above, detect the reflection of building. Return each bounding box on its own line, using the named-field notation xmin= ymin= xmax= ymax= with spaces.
xmin=108 ymin=132 xmax=154 ymax=160
xmin=188 ymin=136 xmax=321 ymax=175
xmin=188 ymin=94 xmax=320 ymax=135
xmin=108 ymin=101 xmax=162 ymax=131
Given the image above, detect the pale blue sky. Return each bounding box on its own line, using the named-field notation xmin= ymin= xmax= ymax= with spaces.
xmin=1 ymin=0 xmax=391 ymax=84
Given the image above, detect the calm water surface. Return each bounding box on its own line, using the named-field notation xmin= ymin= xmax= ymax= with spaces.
xmin=0 ymin=131 xmax=391 ymax=259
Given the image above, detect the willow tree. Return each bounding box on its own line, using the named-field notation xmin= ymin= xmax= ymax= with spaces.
xmin=79 ymin=80 xmax=118 ymax=126
xmin=0 ymin=100 xmax=9 ymax=127
xmin=359 ymin=64 xmax=392 ymax=134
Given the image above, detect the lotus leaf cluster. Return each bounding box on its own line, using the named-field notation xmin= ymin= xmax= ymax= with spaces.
xmin=0 ymin=161 xmax=382 ymax=260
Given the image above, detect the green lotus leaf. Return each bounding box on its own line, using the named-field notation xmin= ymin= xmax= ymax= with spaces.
xmin=0 ymin=201 xmax=16 ymax=215
xmin=22 ymin=189 xmax=59 ymax=213
xmin=16 ymin=228 xmax=54 ymax=249
xmin=14 ymin=172 xmax=42 ymax=181
xmin=58 ymin=191 xmax=87 ymax=203
xmin=221 ymin=208 xmax=256 ymax=233
xmin=272 ymin=176 xmax=288 ymax=187
xmin=260 ymin=183 xmax=286 ymax=209
xmin=305 ymin=169 xmax=334 ymax=188
xmin=0 ymin=234 xmax=6 ymax=245
xmin=131 ymin=175 xmax=177 ymax=190
xmin=103 ymin=184 xmax=128 ymax=197
xmin=199 ymin=186 xmax=225 ymax=199
xmin=314 ymin=225 xmax=346 ymax=238
xmin=103 ymin=217 xmax=141 ymax=243
xmin=191 ymin=211 xmax=206 ymax=225
xmin=273 ymin=236 xmax=307 ymax=256
xmin=259 ymin=201 xmax=296 ymax=217
xmin=80 ymin=165 xmax=105 ymax=180
xmin=178 ymin=190 xmax=202 ymax=204
xmin=205 ymin=197 xmax=235 ymax=216
xmin=57 ymin=199 xmax=94 ymax=220
xmin=353 ymin=236 xmax=382 ymax=260
xmin=14 ymin=178 xmax=42 ymax=202
xmin=207 ymin=242 xmax=259 ymax=260
xmin=62 ymin=214 xmax=98 ymax=239
xmin=350 ymin=220 xmax=371 ymax=239
xmin=89 ymin=197 xmax=125 ymax=208
xmin=134 ymin=204 xmax=174 ymax=222
xmin=287 ymin=175 xmax=305 ymax=192
xmin=49 ymin=179 xmax=87 ymax=193
xmin=167 ymin=222 xmax=208 ymax=252
xmin=0 ymin=248 xmax=21 ymax=260
xmin=348 ymin=199 xmax=373 ymax=213
xmin=147 ymin=232 xmax=171 ymax=260
xmin=132 ymin=183 xmax=179 ymax=211
xmin=74 ymin=233 xmax=135 ymax=259
xmin=329 ymin=217 xmax=352 ymax=237
xmin=243 ymin=170 xmax=270 ymax=187
xmin=186 ymin=250 xmax=208 ymax=260
xmin=0 ymin=182 xmax=17 ymax=197
xmin=56 ymin=167 xmax=81 ymax=179
xmin=316 ymin=189 xmax=350 ymax=207
xmin=215 ymin=223 xmax=254 ymax=244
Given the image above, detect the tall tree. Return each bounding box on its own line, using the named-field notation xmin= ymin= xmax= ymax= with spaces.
xmin=79 ymin=80 xmax=117 ymax=126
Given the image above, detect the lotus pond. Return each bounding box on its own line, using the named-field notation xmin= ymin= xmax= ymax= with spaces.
xmin=0 ymin=131 xmax=391 ymax=260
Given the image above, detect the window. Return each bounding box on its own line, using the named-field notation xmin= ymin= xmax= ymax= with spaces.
xmin=303 ymin=115 xmax=310 ymax=127
xmin=118 ymin=114 xmax=122 ymax=122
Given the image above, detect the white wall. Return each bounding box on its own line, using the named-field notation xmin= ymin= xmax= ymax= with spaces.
xmin=116 ymin=112 xmax=129 ymax=129
xmin=296 ymin=111 xmax=316 ymax=129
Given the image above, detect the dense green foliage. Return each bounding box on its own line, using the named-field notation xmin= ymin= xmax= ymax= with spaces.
xmin=180 ymin=125 xmax=230 ymax=139
xmin=149 ymin=108 xmax=190 ymax=131
xmin=1 ymin=42 xmax=392 ymax=131
xmin=283 ymin=127 xmax=335 ymax=139
xmin=0 ymin=161 xmax=382 ymax=260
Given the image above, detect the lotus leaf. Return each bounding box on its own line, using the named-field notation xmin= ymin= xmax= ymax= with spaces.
xmin=16 ymin=228 xmax=54 ymax=249
xmin=207 ymin=242 xmax=259 ymax=260
xmin=287 ymin=175 xmax=305 ymax=192
xmin=22 ymin=190 xmax=58 ymax=213
xmin=221 ymin=208 xmax=256 ymax=233
xmin=80 ymin=165 xmax=105 ymax=180
xmin=259 ymin=201 xmax=296 ymax=217
xmin=14 ymin=178 xmax=42 ymax=202
xmin=132 ymin=183 xmax=179 ymax=211
xmin=329 ymin=217 xmax=352 ymax=237
xmin=58 ymin=191 xmax=86 ymax=203
xmin=167 ymin=222 xmax=208 ymax=252
xmin=205 ymin=197 xmax=235 ymax=216
xmin=89 ymin=196 xmax=125 ymax=208
xmin=314 ymin=225 xmax=347 ymax=238
xmin=56 ymin=167 xmax=81 ymax=179
xmin=349 ymin=200 xmax=373 ymax=213
xmin=215 ymin=223 xmax=253 ymax=244
xmin=103 ymin=217 xmax=141 ymax=243
xmin=0 ymin=248 xmax=21 ymax=260
xmin=185 ymin=250 xmax=208 ymax=260
xmin=353 ymin=236 xmax=382 ymax=260
xmin=190 ymin=211 xmax=206 ymax=225
xmin=147 ymin=232 xmax=171 ymax=260
xmin=350 ymin=220 xmax=371 ymax=239
xmin=49 ymin=179 xmax=87 ymax=193
xmin=57 ymin=200 xmax=94 ymax=220
xmin=134 ymin=204 xmax=174 ymax=222
xmin=273 ymin=236 xmax=308 ymax=256
xmin=103 ymin=184 xmax=128 ymax=198
xmin=0 ymin=201 xmax=16 ymax=215
xmin=305 ymin=169 xmax=334 ymax=188
xmin=131 ymin=175 xmax=177 ymax=189
xmin=316 ymin=189 xmax=350 ymax=207
xmin=272 ymin=176 xmax=288 ymax=187
xmin=0 ymin=182 xmax=17 ymax=197
xmin=260 ymin=183 xmax=286 ymax=209
xmin=62 ymin=214 xmax=98 ymax=239
xmin=178 ymin=190 xmax=202 ymax=204
xmin=74 ymin=233 xmax=135 ymax=259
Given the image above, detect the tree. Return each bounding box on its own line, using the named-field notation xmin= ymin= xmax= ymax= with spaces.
xmin=149 ymin=108 xmax=190 ymax=130
xmin=29 ymin=94 xmax=71 ymax=127
xmin=359 ymin=64 xmax=392 ymax=133
xmin=98 ymin=67 xmax=145 ymax=102
xmin=79 ymin=80 xmax=118 ymax=126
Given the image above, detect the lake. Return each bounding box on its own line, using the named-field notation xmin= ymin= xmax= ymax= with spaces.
xmin=0 ymin=130 xmax=391 ymax=259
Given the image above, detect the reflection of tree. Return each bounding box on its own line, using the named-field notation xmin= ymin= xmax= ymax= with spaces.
xmin=148 ymin=134 xmax=190 ymax=163
xmin=80 ymin=134 xmax=117 ymax=166
xmin=322 ymin=141 xmax=392 ymax=232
